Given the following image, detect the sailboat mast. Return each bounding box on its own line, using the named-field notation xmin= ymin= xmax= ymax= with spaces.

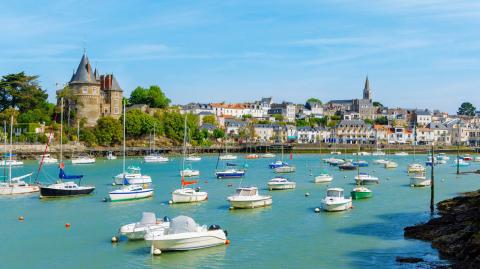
xmin=60 ymin=98 xmax=64 ymax=163
xmin=153 ymin=123 xmax=156 ymax=153
xmin=182 ymin=115 xmax=187 ymax=171
xmin=8 ymin=115 xmax=13 ymax=183
xmin=123 ymin=101 xmax=126 ymax=175
xmin=3 ymin=120 xmax=6 ymax=181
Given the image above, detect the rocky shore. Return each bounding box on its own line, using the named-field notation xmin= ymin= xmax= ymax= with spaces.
xmin=404 ymin=190 xmax=480 ymax=268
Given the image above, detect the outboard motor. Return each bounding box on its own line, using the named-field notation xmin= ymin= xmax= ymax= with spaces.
xmin=195 ymin=187 xmax=201 ymax=192
xmin=208 ymin=224 xmax=221 ymax=231
xmin=163 ymin=216 xmax=171 ymax=223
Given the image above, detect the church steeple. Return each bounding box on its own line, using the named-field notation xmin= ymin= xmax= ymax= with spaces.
xmin=363 ymin=75 xmax=372 ymax=101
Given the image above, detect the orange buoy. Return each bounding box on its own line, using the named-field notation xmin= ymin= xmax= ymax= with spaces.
xmin=18 ymin=216 xmax=24 ymax=221
xmin=225 ymin=239 xmax=230 ymax=245
xmin=65 ymin=223 xmax=71 ymax=228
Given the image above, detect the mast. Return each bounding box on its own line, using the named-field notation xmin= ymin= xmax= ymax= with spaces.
xmin=60 ymin=97 xmax=64 ymax=163
xmin=3 ymin=120 xmax=6 ymax=181
xmin=182 ymin=114 xmax=187 ymax=172
xmin=123 ymin=101 xmax=126 ymax=176
xmin=430 ymin=144 xmax=435 ymax=214
xmin=8 ymin=115 xmax=13 ymax=183
xmin=153 ymin=123 xmax=156 ymax=153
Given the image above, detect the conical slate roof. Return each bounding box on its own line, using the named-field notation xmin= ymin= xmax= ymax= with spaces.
xmin=70 ymin=53 xmax=99 ymax=84
xmin=364 ymin=76 xmax=370 ymax=90
xmin=111 ymin=75 xmax=122 ymax=91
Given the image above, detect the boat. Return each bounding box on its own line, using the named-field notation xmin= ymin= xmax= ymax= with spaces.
xmin=109 ymin=184 xmax=154 ymax=202
xmin=119 ymin=212 xmax=170 ymax=240
xmin=352 ymin=160 xmax=368 ymax=167
xmin=113 ymin=166 xmax=152 ymax=185
xmin=475 ymin=156 xmax=480 ymax=162
xmin=453 ymin=159 xmax=470 ymax=167
xmin=325 ymin=158 xmax=345 ymax=166
xmin=215 ymin=168 xmax=245 ymax=178
xmin=339 ymin=162 xmax=356 ymax=170
xmin=261 ymin=153 xmax=276 ymax=158
xmin=384 ymin=161 xmax=398 ymax=168
xmin=330 ymin=151 xmax=342 ymax=155
xmin=71 ymin=155 xmax=96 ymax=164
xmin=373 ymin=159 xmax=388 ymax=164
xmin=0 ymin=117 xmax=40 ymax=196
xmin=0 ymin=156 xmax=23 ymax=166
xmin=395 ymin=152 xmax=409 ymax=156
xmin=180 ymin=168 xmax=200 ymax=177
xmin=436 ymin=153 xmax=450 ymax=161
xmin=314 ymin=173 xmax=333 ymax=183
xmin=38 ymin=154 xmax=58 ymax=164
xmin=354 ymin=151 xmax=371 ymax=156
xmin=245 ymin=154 xmax=259 ymax=159
xmin=321 ymin=188 xmax=352 ymax=212
xmin=410 ymin=172 xmax=431 ymax=187
xmin=106 ymin=151 xmax=117 ymax=160
xmin=40 ymin=178 xmax=95 ymax=198
xmin=185 ymin=155 xmax=201 ymax=162
xmin=145 ymin=216 xmax=228 ymax=252
xmin=144 ymin=124 xmax=169 ymax=163
xmin=267 ymin=177 xmax=296 ymax=190
xmin=171 ymin=116 xmax=208 ymax=204
xmin=371 ymin=150 xmax=386 ymax=156
xmin=274 ymin=165 xmax=296 ymax=173
xmin=227 ymin=187 xmax=272 ymax=209
xmin=269 ymin=160 xmax=288 ymax=169
xmin=219 ymin=154 xmax=237 ymax=160
xmin=109 ymin=102 xmax=153 ymax=202
xmin=462 ymin=154 xmax=473 ymax=161
xmin=351 ymin=186 xmax=373 ymax=199
xmin=355 ymin=173 xmax=379 ymax=184
xmin=408 ymin=163 xmax=425 ymax=173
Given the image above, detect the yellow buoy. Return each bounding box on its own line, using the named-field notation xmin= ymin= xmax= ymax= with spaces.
xmin=18 ymin=216 xmax=24 ymax=221
xmin=111 ymin=236 xmax=118 ymax=243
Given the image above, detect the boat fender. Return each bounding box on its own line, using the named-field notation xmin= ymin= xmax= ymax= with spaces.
xmin=305 ymin=192 xmax=310 ymax=197
xmin=65 ymin=223 xmax=71 ymax=229
xmin=153 ymin=248 xmax=162 ymax=255
xmin=18 ymin=216 xmax=24 ymax=221
xmin=168 ymin=200 xmax=173 ymax=204
xmin=314 ymin=208 xmax=320 ymax=213
xmin=163 ymin=216 xmax=171 ymax=222
xmin=111 ymin=236 xmax=118 ymax=243
xmin=225 ymin=239 xmax=230 ymax=245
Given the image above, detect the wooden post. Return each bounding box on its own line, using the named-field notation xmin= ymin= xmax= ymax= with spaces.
xmin=430 ymin=144 xmax=435 ymax=214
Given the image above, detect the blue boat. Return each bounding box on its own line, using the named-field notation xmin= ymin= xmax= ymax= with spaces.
xmin=269 ymin=160 xmax=288 ymax=169
xmin=215 ymin=169 xmax=246 ymax=179
xmin=353 ymin=161 xmax=368 ymax=167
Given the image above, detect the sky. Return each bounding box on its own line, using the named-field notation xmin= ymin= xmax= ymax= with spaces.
xmin=1 ymin=0 xmax=480 ymax=113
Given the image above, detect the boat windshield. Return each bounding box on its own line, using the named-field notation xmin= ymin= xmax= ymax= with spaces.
xmin=127 ymin=166 xmax=141 ymax=173
xmin=236 ymin=188 xmax=257 ymax=196
xmin=327 ymin=190 xmax=342 ymax=197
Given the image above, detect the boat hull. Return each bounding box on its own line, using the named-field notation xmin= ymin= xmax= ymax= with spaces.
xmin=148 ymin=231 xmax=226 ymax=251
xmin=351 ymin=190 xmax=373 ymax=199
xmin=410 ymin=178 xmax=431 ymax=187
xmin=172 ymin=191 xmax=208 ymax=203
xmin=109 ymin=189 xmax=153 ymax=202
xmin=355 ymin=179 xmax=379 ymax=185
xmin=228 ymin=197 xmax=272 ymax=209
xmin=274 ymin=167 xmax=296 ymax=173
xmin=216 ymin=172 xmax=245 ymax=178
xmin=314 ymin=175 xmax=333 ymax=183
xmin=40 ymin=186 xmax=95 ymax=198
xmin=267 ymin=183 xmax=296 ymax=190
xmin=321 ymin=200 xmax=352 ymax=212
xmin=0 ymin=185 xmax=40 ymax=195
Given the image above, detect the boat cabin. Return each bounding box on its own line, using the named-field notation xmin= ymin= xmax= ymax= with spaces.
xmin=326 ymin=188 xmax=344 ymax=198
xmin=235 ymin=187 xmax=258 ymax=196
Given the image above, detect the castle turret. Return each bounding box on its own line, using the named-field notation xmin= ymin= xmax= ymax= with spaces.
xmin=363 ymin=76 xmax=372 ymax=102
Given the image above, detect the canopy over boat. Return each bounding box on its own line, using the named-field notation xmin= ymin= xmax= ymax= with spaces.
xmin=169 ymin=216 xmax=198 ymax=234
xmin=59 ymin=168 xmax=83 ymax=180
xmin=140 ymin=212 xmax=157 ymax=225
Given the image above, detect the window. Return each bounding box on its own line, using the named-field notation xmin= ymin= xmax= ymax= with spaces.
xmin=82 ymin=87 xmax=87 ymax=94
xmin=114 ymin=107 xmax=119 ymax=114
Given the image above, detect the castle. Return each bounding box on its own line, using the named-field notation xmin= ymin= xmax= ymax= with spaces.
xmin=63 ymin=52 xmax=123 ymax=126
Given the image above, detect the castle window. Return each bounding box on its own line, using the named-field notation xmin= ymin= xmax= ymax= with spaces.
xmin=82 ymin=87 xmax=87 ymax=94
xmin=114 ymin=107 xmax=119 ymax=114
xmin=93 ymin=88 xmax=97 ymax=94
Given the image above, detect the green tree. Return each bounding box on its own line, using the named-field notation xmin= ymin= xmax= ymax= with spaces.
xmin=273 ymin=114 xmax=283 ymax=122
xmin=80 ymin=128 xmax=97 ymax=146
xmin=457 ymin=102 xmax=476 ymax=116
xmin=373 ymin=116 xmax=388 ymax=125
xmin=373 ymin=101 xmax=384 ymax=107
xmin=213 ymin=128 xmax=225 ymax=139
xmin=129 ymin=85 xmax=171 ymax=108
xmin=57 ymin=86 xmax=81 ymax=126
xmin=202 ymin=114 xmax=217 ymax=125
xmin=0 ymin=72 xmax=49 ymax=113
xmin=364 ymin=119 xmax=374 ymax=125
xmin=306 ymin=98 xmax=322 ymax=105
xmin=125 ymin=109 xmax=157 ymax=138
xmin=295 ymin=119 xmax=309 ymax=127
xmin=94 ymin=117 xmax=123 ymax=146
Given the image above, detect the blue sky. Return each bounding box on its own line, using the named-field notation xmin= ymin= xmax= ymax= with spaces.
xmin=1 ymin=0 xmax=479 ymax=113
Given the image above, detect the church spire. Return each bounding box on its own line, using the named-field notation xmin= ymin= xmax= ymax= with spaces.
xmin=363 ymin=75 xmax=372 ymax=101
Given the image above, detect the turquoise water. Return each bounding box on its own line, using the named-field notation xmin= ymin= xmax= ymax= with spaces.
xmin=1 ymin=154 xmax=479 ymax=268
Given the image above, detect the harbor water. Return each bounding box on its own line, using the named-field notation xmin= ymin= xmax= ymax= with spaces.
xmin=1 ymin=154 xmax=479 ymax=268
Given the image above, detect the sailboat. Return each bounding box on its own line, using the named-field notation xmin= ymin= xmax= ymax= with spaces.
xmin=40 ymin=98 xmax=95 ymax=198
xmin=384 ymin=143 xmax=398 ymax=169
xmin=109 ymin=102 xmax=154 ymax=202
xmin=407 ymin=126 xmax=425 ymax=173
xmin=219 ymin=142 xmax=237 ymax=160
xmin=144 ymin=124 xmax=169 ymax=163
xmin=71 ymin=122 xmax=96 ymax=164
xmin=274 ymin=144 xmax=295 ymax=173
xmin=313 ymin=143 xmax=333 ymax=183
xmin=351 ymin=145 xmax=373 ymax=199
xmin=0 ymin=116 xmax=40 ymax=195
xmin=179 ymin=116 xmax=200 ymax=178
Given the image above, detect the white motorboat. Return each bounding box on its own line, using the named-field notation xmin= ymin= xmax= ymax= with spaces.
xmin=314 ymin=173 xmax=333 ymax=183
xmin=267 ymin=177 xmax=296 ymax=190
xmin=395 ymin=152 xmax=409 ymax=156
xmin=144 ymin=154 xmax=169 ymax=163
xmin=261 ymin=153 xmax=276 ymax=158
xmin=410 ymin=172 xmax=431 ymax=187
xmin=71 ymin=155 xmax=96 ymax=164
xmin=274 ymin=165 xmax=296 ymax=173
xmin=321 ymin=188 xmax=352 ymax=212
xmin=453 ymin=159 xmax=470 ymax=167
xmin=355 ymin=173 xmax=379 ymax=184
xmin=106 ymin=151 xmax=117 ymax=160
xmin=384 ymin=161 xmax=398 ymax=168
xmin=437 ymin=153 xmax=450 ymax=161
xmin=109 ymin=184 xmax=154 ymax=202
xmin=354 ymin=151 xmax=371 ymax=156
xmin=373 ymin=159 xmax=388 ymax=165
xmin=0 ymin=173 xmax=39 ymax=195
xmin=38 ymin=154 xmax=58 ymax=164
xmin=119 ymin=212 xmax=170 ymax=240
xmin=0 ymin=159 xmax=23 ymax=166
xmin=180 ymin=169 xmax=200 ymax=177
xmin=475 ymin=156 xmax=480 ymax=162
xmin=330 ymin=151 xmax=342 ymax=155
xmin=227 ymin=187 xmax=272 ymax=209
xmin=371 ymin=150 xmax=386 ymax=156
xmin=219 ymin=154 xmax=237 ymax=160
xmin=114 ymin=166 xmax=152 ymax=185
xmin=172 ymin=187 xmax=208 ymax=203
xmin=145 ymin=216 xmax=228 ymax=252
xmin=185 ymin=155 xmax=201 ymax=162
xmin=324 ymin=158 xmax=345 ymax=166
xmin=407 ymin=163 xmax=425 ymax=173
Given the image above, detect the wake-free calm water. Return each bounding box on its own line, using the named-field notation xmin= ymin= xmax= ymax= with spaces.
xmin=1 ymin=154 xmax=479 ymax=268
